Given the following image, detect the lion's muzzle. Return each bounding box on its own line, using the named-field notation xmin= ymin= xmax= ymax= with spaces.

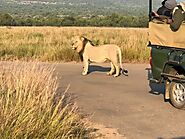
xmin=71 ymin=45 xmax=77 ymax=50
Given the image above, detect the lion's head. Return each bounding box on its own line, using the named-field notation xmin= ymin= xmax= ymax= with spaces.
xmin=71 ymin=36 xmax=87 ymax=53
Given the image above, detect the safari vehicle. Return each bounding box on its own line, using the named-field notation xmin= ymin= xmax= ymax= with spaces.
xmin=148 ymin=0 xmax=185 ymax=109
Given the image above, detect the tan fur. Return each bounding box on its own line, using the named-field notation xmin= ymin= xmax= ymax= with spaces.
xmin=71 ymin=36 xmax=126 ymax=77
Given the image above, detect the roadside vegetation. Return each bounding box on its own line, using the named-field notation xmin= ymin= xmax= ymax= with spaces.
xmin=0 ymin=13 xmax=148 ymax=27
xmin=0 ymin=62 xmax=92 ymax=139
xmin=0 ymin=27 xmax=149 ymax=63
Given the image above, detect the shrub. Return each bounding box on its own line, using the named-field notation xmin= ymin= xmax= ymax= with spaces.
xmin=0 ymin=62 xmax=91 ymax=139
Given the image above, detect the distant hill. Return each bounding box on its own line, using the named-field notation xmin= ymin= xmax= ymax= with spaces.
xmin=0 ymin=0 xmax=161 ymax=17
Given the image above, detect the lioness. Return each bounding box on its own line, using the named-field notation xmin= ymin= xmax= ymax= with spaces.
xmin=71 ymin=36 xmax=128 ymax=77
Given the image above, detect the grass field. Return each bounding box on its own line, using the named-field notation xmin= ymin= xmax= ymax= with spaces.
xmin=0 ymin=27 xmax=149 ymax=63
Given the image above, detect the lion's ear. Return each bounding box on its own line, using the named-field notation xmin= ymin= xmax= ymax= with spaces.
xmin=80 ymin=36 xmax=86 ymax=41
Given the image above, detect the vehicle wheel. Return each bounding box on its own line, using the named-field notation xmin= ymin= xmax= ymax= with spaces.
xmin=170 ymin=81 xmax=185 ymax=109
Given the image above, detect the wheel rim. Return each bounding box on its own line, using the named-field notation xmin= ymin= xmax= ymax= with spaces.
xmin=172 ymin=83 xmax=185 ymax=103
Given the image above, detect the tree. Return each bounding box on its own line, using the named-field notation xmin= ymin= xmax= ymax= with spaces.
xmin=61 ymin=16 xmax=76 ymax=26
xmin=0 ymin=13 xmax=16 ymax=26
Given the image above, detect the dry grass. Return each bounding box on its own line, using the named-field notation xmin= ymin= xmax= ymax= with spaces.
xmin=0 ymin=61 xmax=91 ymax=139
xmin=0 ymin=27 xmax=149 ymax=63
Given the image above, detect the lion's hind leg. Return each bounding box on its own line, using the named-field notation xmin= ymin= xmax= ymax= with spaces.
xmin=113 ymin=64 xmax=120 ymax=77
xmin=107 ymin=62 xmax=115 ymax=76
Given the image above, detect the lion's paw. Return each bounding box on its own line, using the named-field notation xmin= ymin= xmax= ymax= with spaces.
xmin=113 ymin=74 xmax=119 ymax=77
xmin=82 ymin=72 xmax=88 ymax=76
xmin=106 ymin=72 xmax=112 ymax=76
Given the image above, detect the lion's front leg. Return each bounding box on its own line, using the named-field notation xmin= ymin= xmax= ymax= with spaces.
xmin=82 ymin=59 xmax=89 ymax=76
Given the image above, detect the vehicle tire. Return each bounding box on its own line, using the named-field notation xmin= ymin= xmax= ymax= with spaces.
xmin=169 ymin=81 xmax=185 ymax=109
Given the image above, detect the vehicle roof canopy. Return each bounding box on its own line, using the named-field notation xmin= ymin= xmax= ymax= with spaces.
xmin=149 ymin=20 xmax=185 ymax=49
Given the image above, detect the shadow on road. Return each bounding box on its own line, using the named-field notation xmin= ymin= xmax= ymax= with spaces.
xmin=158 ymin=137 xmax=185 ymax=139
xmin=146 ymin=68 xmax=165 ymax=96
xmin=172 ymin=137 xmax=185 ymax=139
xmin=88 ymin=65 xmax=111 ymax=73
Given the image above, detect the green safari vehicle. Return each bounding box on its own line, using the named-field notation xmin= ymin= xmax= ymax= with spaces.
xmin=148 ymin=0 xmax=185 ymax=109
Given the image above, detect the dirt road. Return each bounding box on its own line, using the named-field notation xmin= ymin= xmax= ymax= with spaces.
xmin=56 ymin=63 xmax=185 ymax=139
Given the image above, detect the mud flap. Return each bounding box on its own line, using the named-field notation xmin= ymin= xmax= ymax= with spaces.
xmin=165 ymin=80 xmax=170 ymax=99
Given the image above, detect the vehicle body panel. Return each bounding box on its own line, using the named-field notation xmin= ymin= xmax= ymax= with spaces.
xmin=150 ymin=45 xmax=185 ymax=81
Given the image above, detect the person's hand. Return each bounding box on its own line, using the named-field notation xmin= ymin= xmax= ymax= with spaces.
xmin=152 ymin=11 xmax=159 ymax=17
xmin=167 ymin=18 xmax=173 ymax=23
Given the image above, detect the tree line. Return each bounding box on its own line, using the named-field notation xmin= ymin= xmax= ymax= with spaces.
xmin=0 ymin=13 xmax=148 ymax=27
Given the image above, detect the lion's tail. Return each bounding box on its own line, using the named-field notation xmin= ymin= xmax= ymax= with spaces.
xmin=118 ymin=47 xmax=128 ymax=76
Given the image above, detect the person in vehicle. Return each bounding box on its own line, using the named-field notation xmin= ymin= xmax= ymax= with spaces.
xmin=170 ymin=2 xmax=185 ymax=31
xmin=157 ymin=0 xmax=177 ymax=17
xmin=152 ymin=1 xmax=185 ymax=31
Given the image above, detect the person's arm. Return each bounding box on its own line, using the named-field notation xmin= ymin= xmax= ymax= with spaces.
xmin=170 ymin=7 xmax=184 ymax=31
